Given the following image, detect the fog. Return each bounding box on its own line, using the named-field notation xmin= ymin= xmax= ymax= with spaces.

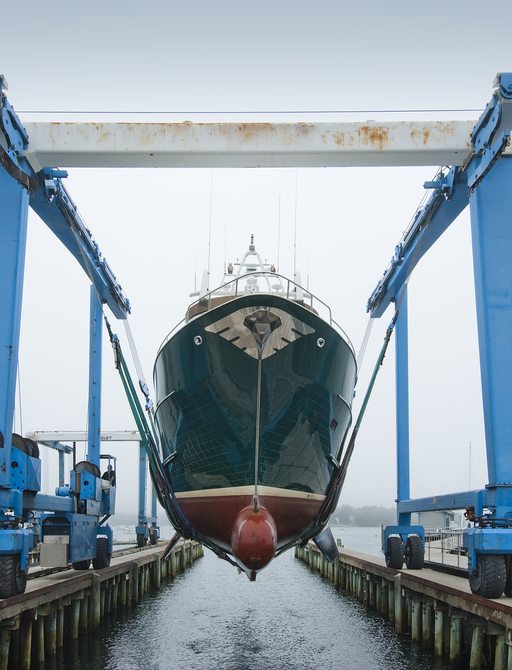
xmin=2 ymin=0 xmax=511 ymax=513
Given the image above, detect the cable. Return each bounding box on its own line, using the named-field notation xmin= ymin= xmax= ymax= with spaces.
xmin=18 ymin=108 xmax=483 ymax=115
xmin=122 ymin=320 xmax=147 ymax=387
xmin=293 ymin=170 xmax=298 ymax=282
xmin=356 ymin=317 xmax=375 ymax=370
xmin=207 ymin=170 xmax=214 ymax=291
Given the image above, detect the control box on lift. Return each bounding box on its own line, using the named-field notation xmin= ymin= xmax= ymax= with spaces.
xmin=40 ymin=457 xmax=116 ymax=569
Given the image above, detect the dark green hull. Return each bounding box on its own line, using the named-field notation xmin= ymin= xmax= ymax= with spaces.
xmin=154 ymin=294 xmax=357 ymax=498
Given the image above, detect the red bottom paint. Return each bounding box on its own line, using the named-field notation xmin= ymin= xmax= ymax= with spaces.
xmin=178 ymin=493 xmax=323 ymax=576
xmin=230 ymin=505 xmax=277 ymax=571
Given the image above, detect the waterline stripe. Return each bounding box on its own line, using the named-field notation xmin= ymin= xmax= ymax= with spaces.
xmin=175 ymin=486 xmax=325 ymax=501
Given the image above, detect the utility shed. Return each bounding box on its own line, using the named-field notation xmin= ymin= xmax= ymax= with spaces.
xmin=416 ymin=511 xmax=456 ymax=530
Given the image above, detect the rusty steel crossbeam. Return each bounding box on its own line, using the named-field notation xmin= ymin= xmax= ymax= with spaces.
xmin=22 ymin=120 xmax=476 ymax=170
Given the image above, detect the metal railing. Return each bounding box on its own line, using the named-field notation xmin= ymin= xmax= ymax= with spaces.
xmin=189 ymin=271 xmax=333 ymax=321
xmin=157 ymin=271 xmax=355 ymax=356
xmin=424 ymin=528 xmax=467 ymax=568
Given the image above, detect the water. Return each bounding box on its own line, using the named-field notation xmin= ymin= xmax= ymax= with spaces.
xmin=56 ymin=528 xmax=442 ymax=670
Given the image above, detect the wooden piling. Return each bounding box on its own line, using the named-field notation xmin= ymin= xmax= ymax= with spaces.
xmin=381 ymin=579 xmax=388 ymax=618
xmin=406 ymin=593 xmax=413 ymax=633
xmin=79 ymin=596 xmax=89 ymax=630
xmin=112 ymin=580 xmax=119 ymax=613
xmin=120 ymin=576 xmax=127 ymax=607
xmin=434 ymin=608 xmax=444 ymax=657
xmin=19 ymin=615 xmax=32 ymax=670
xmin=449 ymin=613 xmax=462 ymax=665
xmin=469 ymin=624 xmax=484 ymax=670
xmin=131 ymin=563 xmax=139 ymax=603
xmin=411 ymin=596 xmax=421 ymax=643
xmin=57 ymin=608 xmax=64 ymax=649
xmin=10 ymin=629 xmax=19 ymax=669
xmin=495 ymin=635 xmax=507 ymax=670
xmin=45 ymin=611 xmax=57 ymax=657
xmin=388 ymin=581 xmax=394 ymax=622
xmin=368 ymin=576 xmax=376 ymax=609
xmin=138 ymin=570 xmax=143 ymax=597
xmin=154 ymin=558 xmax=161 ymax=589
xmin=375 ymin=577 xmax=382 ymax=612
xmin=394 ymin=574 xmax=402 ymax=634
xmin=70 ymin=599 xmax=80 ymax=640
xmin=35 ymin=615 xmax=45 ymax=665
xmin=340 ymin=563 xmax=346 ymax=590
xmin=0 ymin=627 xmax=10 ymax=670
xmin=422 ymin=600 xmax=432 ymax=648
xmin=91 ymin=573 xmax=101 ymax=627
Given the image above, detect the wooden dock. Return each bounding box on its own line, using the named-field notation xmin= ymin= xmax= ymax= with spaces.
xmin=0 ymin=541 xmax=203 ymax=670
xmin=296 ymin=544 xmax=512 ymax=670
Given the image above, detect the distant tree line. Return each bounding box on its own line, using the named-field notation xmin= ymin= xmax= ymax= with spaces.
xmin=329 ymin=505 xmax=396 ymax=527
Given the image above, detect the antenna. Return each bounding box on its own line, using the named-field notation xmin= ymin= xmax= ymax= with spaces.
xmin=223 ymin=222 xmax=227 ymax=275
xmin=293 ymin=170 xmax=298 ymax=281
xmin=306 ymin=247 xmax=310 ymax=291
xmin=207 ymin=170 xmax=214 ymax=291
xmin=194 ymin=247 xmax=197 ymax=293
xmin=277 ymin=194 xmax=281 ymax=272
xmin=468 ymin=441 xmax=472 ymax=489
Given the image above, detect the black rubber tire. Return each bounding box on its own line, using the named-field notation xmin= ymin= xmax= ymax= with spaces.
xmin=24 ymin=438 xmax=40 ymax=459
xmin=72 ymin=559 xmax=91 ymax=571
xmin=74 ymin=461 xmax=101 ymax=478
xmin=92 ymin=537 xmax=111 ymax=570
xmin=385 ymin=536 xmax=404 ymax=569
xmin=405 ymin=535 xmax=425 ymax=570
xmin=0 ymin=554 xmax=27 ymax=598
xmin=149 ymin=528 xmax=158 ymax=546
xmin=505 ymin=556 xmax=512 ymax=597
xmin=469 ymin=554 xmax=506 ymax=599
xmin=136 ymin=533 xmax=147 ymax=548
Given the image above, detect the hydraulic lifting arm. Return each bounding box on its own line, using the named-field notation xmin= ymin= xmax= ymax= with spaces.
xmin=0 ymin=76 xmax=130 ymax=320
xmin=367 ymin=166 xmax=469 ymax=318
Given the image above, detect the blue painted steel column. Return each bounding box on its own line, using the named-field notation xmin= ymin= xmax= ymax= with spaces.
xmin=87 ymin=287 xmax=102 ymax=469
xmin=58 ymin=452 xmax=65 ymax=487
xmin=0 ymin=169 xmax=29 ymax=488
xmin=139 ymin=443 xmax=147 ymax=523
xmin=470 ymin=157 xmax=512 ymax=499
xmin=151 ymin=485 xmax=157 ymax=521
xmin=395 ymin=286 xmax=411 ymax=525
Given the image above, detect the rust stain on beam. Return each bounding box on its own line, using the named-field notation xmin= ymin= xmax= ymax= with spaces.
xmin=22 ymin=119 xmax=476 ymax=169
xmin=358 ymin=125 xmax=390 ymax=150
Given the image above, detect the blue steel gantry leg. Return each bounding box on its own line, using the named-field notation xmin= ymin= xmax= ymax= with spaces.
xmin=395 ymin=287 xmax=411 ymax=527
xmin=382 ymin=287 xmax=424 ymax=568
xmin=0 ymin=169 xmax=29 ymax=488
xmin=0 ymin=165 xmax=35 ymax=592
xmin=87 ymin=286 xmax=103 ymax=470
xmin=463 ymin=154 xmax=512 ymax=593
xmin=136 ymin=442 xmax=148 ymax=546
xmin=469 ymin=157 xmax=512 ymax=499
xmin=366 ymin=73 xmax=512 ymax=596
xmin=149 ymin=483 xmax=160 ymax=544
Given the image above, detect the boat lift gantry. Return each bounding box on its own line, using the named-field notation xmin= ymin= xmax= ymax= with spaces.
xmin=0 ymin=75 xmax=131 ymax=597
xmin=2 ymin=71 xmax=512 ymax=598
xmin=367 ymin=73 xmax=512 ymax=598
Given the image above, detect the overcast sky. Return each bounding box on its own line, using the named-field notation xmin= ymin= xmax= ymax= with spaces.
xmin=1 ymin=0 xmax=511 ymax=515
